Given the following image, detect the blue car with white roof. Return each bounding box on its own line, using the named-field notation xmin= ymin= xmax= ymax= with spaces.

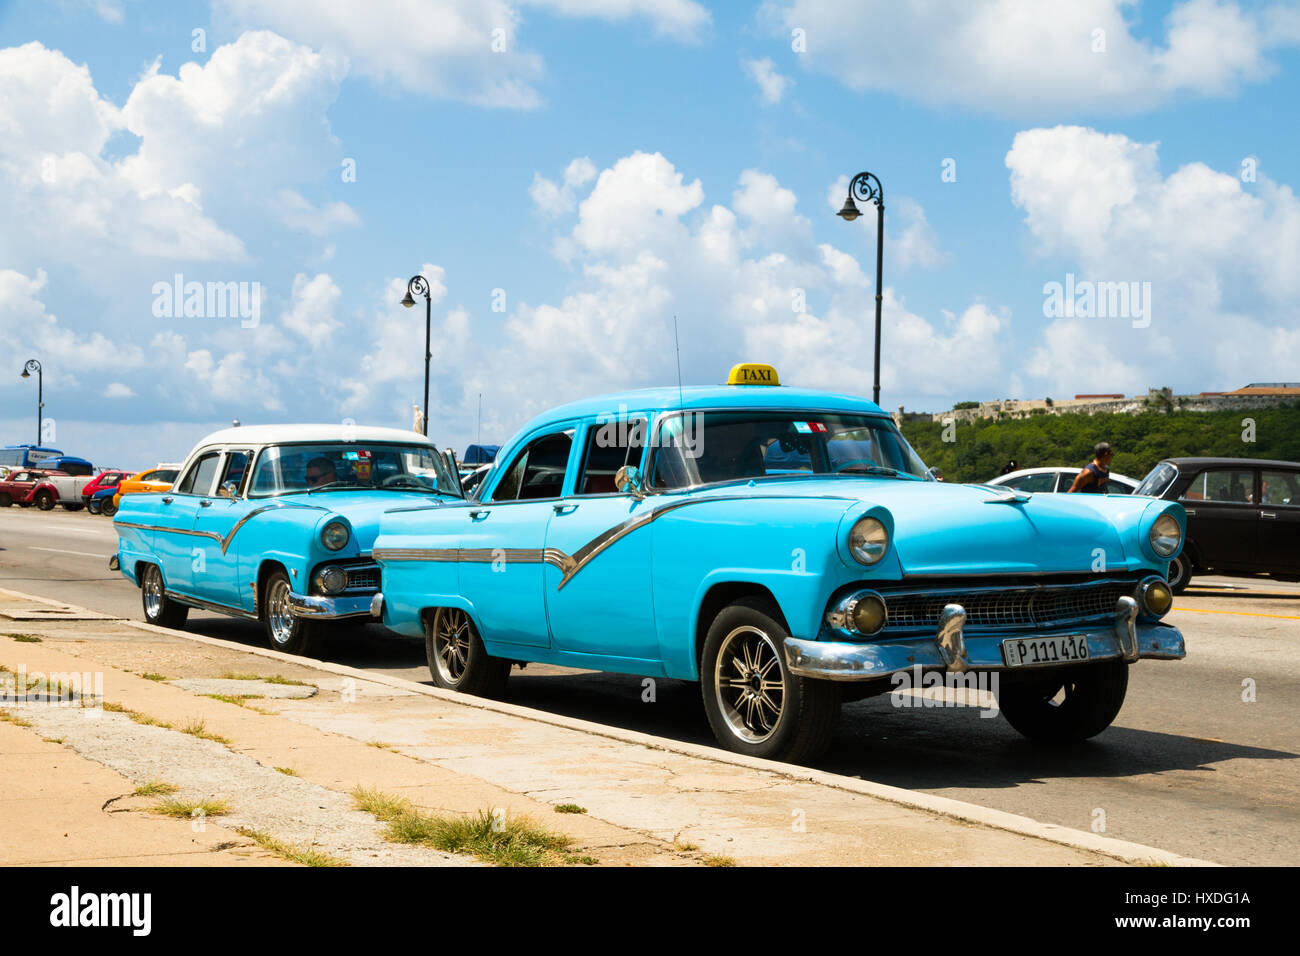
xmin=112 ymin=424 xmax=462 ymax=654
xmin=371 ymin=366 xmax=1187 ymax=763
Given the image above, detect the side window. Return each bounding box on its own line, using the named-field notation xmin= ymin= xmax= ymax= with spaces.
xmin=1259 ymin=470 xmax=1300 ymax=507
xmin=490 ymin=432 xmax=573 ymax=502
xmin=576 ymin=419 xmax=645 ymax=495
xmin=1006 ymin=473 xmax=1056 ymax=493
xmin=177 ymin=452 xmax=221 ymax=496
xmin=1187 ymin=469 xmax=1254 ymax=503
xmin=219 ymin=451 xmax=251 ymax=495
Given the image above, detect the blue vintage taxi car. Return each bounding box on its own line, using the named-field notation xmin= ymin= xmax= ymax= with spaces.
xmin=371 ymin=366 xmax=1187 ymax=763
xmin=112 ymin=424 xmax=463 ymax=654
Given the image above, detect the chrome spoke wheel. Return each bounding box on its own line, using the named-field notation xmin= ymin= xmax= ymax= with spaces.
xmin=714 ymin=625 xmax=785 ymax=744
xmin=434 ymin=609 xmax=472 ymax=685
xmin=267 ymin=578 xmax=296 ymax=647
xmin=143 ymin=567 xmax=163 ymax=619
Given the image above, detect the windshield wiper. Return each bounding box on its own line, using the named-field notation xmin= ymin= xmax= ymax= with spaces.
xmin=304 ymin=481 xmax=368 ymax=494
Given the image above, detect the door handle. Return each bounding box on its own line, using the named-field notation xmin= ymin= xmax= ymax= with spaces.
xmin=469 ymin=509 xmax=490 ymax=520
xmin=553 ymin=503 xmax=579 ymax=515
xmin=161 ymin=496 xmax=173 ymax=504
xmin=199 ymin=499 xmax=212 ymax=508
xmin=1262 ymin=511 xmax=1277 ymax=519
xmin=1183 ymin=508 xmax=1195 ymax=515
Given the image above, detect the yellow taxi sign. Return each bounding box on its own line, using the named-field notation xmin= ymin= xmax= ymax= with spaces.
xmin=726 ymin=363 xmax=781 ymax=386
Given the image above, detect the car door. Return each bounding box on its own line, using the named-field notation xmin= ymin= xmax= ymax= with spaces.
xmin=190 ymin=448 xmax=256 ymax=611
xmin=1257 ymin=467 xmax=1300 ymax=574
xmin=543 ymin=417 xmax=659 ymax=662
xmin=457 ymin=429 xmax=576 ymax=648
xmin=1179 ymin=467 xmax=1257 ymax=569
xmin=154 ymin=451 xmax=222 ymax=595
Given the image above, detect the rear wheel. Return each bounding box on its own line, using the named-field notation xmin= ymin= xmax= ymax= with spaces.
xmin=34 ymin=490 xmax=54 ymax=511
xmin=1167 ymin=554 xmax=1192 ymax=593
xmin=700 ymin=597 xmax=840 ymax=764
xmin=86 ymin=498 xmax=101 ymax=514
xmin=0 ymin=492 xmax=10 ymax=507
xmin=140 ymin=564 xmax=188 ymax=629
xmin=262 ymin=569 xmax=320 ymax=656
xmin=996 ymin=661 xmax=1129 ymax=743
xmin=100 ymin=498 xmax=118 ymax=517
xmin=424 ymin=607 xmax=511 ymax=697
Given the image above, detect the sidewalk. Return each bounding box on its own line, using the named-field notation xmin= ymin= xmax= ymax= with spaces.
xmin=0 ymin=587 xmax=1215 ymax=867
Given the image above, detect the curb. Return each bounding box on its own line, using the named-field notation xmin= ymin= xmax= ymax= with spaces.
xmin=0 ymin=586 xmax=1219 ymax=867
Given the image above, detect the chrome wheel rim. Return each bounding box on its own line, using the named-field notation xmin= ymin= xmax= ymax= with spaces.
xmin=1168 ymin=556 xmax=1185 ymax=588
xmin=143 ymin=567 xmax=163 ymax=619
xmin=267 ymin=578 xmax=295 ymax=646
xmin=433 ymin=609 xmax=471 ymax=685
xmin=714 ymin=625 xmax=785 ymax=744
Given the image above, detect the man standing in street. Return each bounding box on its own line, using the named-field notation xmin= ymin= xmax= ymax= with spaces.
xmin=1067 ymin=442 xmax=1114 ymax=494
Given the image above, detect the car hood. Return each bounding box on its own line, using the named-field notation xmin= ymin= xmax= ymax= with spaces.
xmin=689 ymin=477 xmax=1160 ymax=575
xmin=276 ymin=490 xmax=456 ymax=552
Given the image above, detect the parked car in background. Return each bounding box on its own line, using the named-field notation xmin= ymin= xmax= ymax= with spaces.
xmin=1134 ymin=457 xmax=1300 ymax=591
xmin=460 ymin=463 xmax=493 ymax=496
xmin=987 ymin=466 xmax=1139 ymax=495
xmin=0 ymin=469 xmax=57 ymax=507
xmin=30 ymin=470 xmax=96 ymax=510
xmin=112 ymin=464 xmax=181 ymax=508
xmin=112 ymin=425 xmax=463 ymax=655
xmin=372 ymin=364 xmax=1187 ymax=764
xmin=88 ymin=484 xmax=122 ymax=515
xmin=82 ymin=470 xmax=128 ymax=514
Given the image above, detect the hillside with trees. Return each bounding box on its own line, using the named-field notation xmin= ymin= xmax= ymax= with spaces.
xmin=902 ymin=405 xmax=1300 ymax=484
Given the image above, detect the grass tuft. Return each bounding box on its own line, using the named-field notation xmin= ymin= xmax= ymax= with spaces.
xmin=151 ymin=796 xmax=231 ymax=818
xmin=133 ymin=780 xmax=179 ymax=797
xmin=177 ymin=718 xmax=231 ymax=744
xmin=0 ymin=709 xmax=33 ymax=728
xmin=235 ymin=827 xmax=349 ymax=867
xmin=702 ymin=854 xmax=737 ymax=867
xmin=6 ymin=633 xmax=42 ymax=643
xmin=273 ymin=766 xmax=298 ymax=776
xmin=554 ymin=803 xmax=587 ymax=814
xmin=139 ymin=673 xmax=169 ymax=682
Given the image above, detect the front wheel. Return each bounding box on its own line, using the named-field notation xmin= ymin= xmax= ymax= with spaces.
xmin=1167 ymin=554 xmax=1192 ymax=593
xmin=700 ymin=598 xmax=840 ymax=764
xmin=0 ymin=492 xmax=11 ymax=507
xmin=34 ymin=490 xmax=54 ymax=511
xmin=86 ymin=499 xmax=101 ymax=515
xmin=996 ymin=660 xmax=1129 ymax=743
xmin=100 ymin=498 xmax=118 ymax=517
xmin=424 ymin=607 xmax=510 ymax=697
xmin=262 ymin=570 xmax=320 ymax=656
xmin=141 ymin=563 xmax=188 ymax=629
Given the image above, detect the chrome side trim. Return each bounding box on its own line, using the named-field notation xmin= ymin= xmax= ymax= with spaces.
xmin=117 ymin=501 xmax=329 ymax=556
xmin=164 ymin=589 xmax=259 ymax=621
xmin=370 ymin=546 xmax=576 ymax=575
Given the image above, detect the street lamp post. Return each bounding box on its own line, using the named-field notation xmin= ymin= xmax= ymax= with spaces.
xmin=19 ymin=359 xmax=42 ymax=446
xmin=836 ymin=171 xmax=885 ymax=406
xmin=400 ymin=275 xmax=433 ymax=436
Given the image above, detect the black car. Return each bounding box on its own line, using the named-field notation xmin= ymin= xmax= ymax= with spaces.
xmin=1135 ymin=457 xmax=1300 ymax=591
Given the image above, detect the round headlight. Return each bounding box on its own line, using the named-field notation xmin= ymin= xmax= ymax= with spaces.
xmin=1149 ymin=513 xmax=1181 ymax=557
xmin=1139 ymin=577 xmax=1173 ymax=616
xmin=850 ymin=593 xmax=888 ymax=635
xmin=849 ymin=516 xmax=889 ymax=565
xmin=315 ymin=565 xmax=347 ymax=595
xmin=321 ymin=520 xmax=350 ymax=551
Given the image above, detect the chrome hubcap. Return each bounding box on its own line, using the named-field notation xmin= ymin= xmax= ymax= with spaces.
xmin=434 ymin=609 xmax=471 ymax=684
xmin=715 ymin=626 xmax=785 ymax=744
xmin=143 ymin=567 xmax=163 ymax=618
xmin=267 ymin=579 xmax=295 ymax=646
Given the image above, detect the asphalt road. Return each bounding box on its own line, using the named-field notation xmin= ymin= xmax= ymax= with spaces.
xmin=3 ymin=505 xmax=1297 ymax=865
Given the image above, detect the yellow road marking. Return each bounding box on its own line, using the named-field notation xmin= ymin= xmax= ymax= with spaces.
xmin=1175 ymin=607 xmax=1300 ymax=620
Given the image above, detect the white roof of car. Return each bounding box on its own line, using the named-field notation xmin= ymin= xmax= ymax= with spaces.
xmin=990 ymin=466 xmax=1138 ymax=486
xmin=185 ymin=424 xmax=435 ymax=459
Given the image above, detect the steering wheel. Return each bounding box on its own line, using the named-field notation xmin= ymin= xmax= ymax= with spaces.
xmin=832 ymin=458 xmax=879 ymax=474
xmin=381 ymin=474 xmax=429 ymax=489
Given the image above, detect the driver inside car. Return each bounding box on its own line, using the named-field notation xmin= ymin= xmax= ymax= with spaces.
xmin=695 ymin=423 xmax=772 ymax=483
xmin=304 ymin=457 xmax=337 ymax=489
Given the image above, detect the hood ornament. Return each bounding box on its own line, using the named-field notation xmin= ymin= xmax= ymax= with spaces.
xmin=967 ymin=483 xmax=1032 ymax=504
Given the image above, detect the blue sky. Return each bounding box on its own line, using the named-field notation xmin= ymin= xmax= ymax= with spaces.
xmin=2 ymin=0 xmax=1299 ymax=469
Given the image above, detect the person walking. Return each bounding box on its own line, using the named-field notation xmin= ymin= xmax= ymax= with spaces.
xmin=1067 ymin=442 xmax=1114 ymax=494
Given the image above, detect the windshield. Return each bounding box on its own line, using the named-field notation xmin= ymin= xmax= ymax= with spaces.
xmin=248 ymin=442 xmax=461 ymax=498
xmin=649 ymin=411 xmax=932 ymax=489
xmin=1135 ymin=462 xmax=1177 ymax=497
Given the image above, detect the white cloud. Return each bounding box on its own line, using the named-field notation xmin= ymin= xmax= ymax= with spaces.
xmin=1006 ymin=125 xmax=1300 ymax=393
xmin=763 ymin=0 xmax=1300 ymax=114
xmin=825 ymin=176 xmax=946 ymax=271
xmin=272 ymin=189 xmax=360 ymax=235
xmin=529 ymin=158 xmax=598 ymax=216
xmin=104 ymin=382 xmax=135 ymax=398
xmin=742 ymin=56 xmax=791 ymax=104
xmin=281 ymin=273 xmax=343 ymax=345
xmin=524 ymin=0 xmax=710 ymax=42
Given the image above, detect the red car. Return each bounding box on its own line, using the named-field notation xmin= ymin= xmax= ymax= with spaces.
xmin=0 ymin=469 xmax=61 ymax=507
xmin=81 ymin=470 xmax=128 ymax=514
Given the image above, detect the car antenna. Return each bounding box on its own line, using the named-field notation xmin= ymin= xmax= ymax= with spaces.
xmin=673 ymin=314 xmax=684 ymax=410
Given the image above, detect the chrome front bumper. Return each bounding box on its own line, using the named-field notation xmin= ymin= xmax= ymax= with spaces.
xmin=287 ymin=592 xmax=374 ymax=620
xmin=785 ymin=596 xmax=1185 ymax=682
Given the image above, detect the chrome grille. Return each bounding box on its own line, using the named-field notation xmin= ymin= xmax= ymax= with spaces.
xmin=881 ymin=579 xmax=1135 ymax=632
xmin=343 ymin=563 xmax=381 ymax=593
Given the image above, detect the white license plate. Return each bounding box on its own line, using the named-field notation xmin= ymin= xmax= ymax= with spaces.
xmin=1002 ymin=634 xmax=1090 ymax=668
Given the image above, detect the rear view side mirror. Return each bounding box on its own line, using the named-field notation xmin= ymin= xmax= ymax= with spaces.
xmin=614 ymin=465 xmax=646 ymax=500
xmin=218 ymin=481 xmax=239 ymax=499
